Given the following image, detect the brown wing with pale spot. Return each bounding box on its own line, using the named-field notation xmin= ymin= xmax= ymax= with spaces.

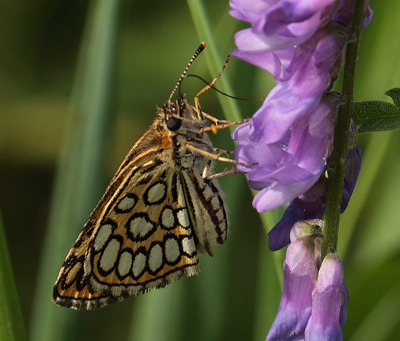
xmin=53 ymin=160 xmax=201 ymax=310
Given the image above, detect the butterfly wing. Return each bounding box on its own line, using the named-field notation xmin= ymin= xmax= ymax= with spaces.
xmin=180 ymin=167 xmax=228 ymax=256
xmin=53 ymin=160 xmax=201 ymax=309
xmin=53 ymin=105 xmax=229 ymax=310
xmin=53 ymin=123 xmax=202 ymax=309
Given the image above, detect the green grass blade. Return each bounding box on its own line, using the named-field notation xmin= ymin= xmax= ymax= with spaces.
xmin=349 ymin=285 xmax=400 ymax=341
xmin=0 ymin=209 xmax=27 ymax=341
xmin=187 ymin=0 xmax=242 ymax=123
xmin=29 ymin=1 xmax=120 ymax=340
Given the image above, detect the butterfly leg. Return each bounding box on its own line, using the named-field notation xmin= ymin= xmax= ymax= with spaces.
xmin=185 ymin=143 xmax=241 ymax=165
xmin=199 ymin=115 xmax=250 ymax=135
xmin=185 ymin=143 xmax=256 ymax=171
xmin=199 ymin=158 xmax=239 ymax=180
xmin=213 ymin=147 xmax=233 ymax=156
xmin=206 ymin=167 xmax=243 ymax=180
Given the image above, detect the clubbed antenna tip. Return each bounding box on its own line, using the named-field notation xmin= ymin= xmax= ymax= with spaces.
xmin=168 ymin=42 xmax=206 ymax=102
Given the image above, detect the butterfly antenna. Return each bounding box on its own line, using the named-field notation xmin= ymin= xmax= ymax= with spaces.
xmin=168 ymin=42 xmax=206 ymax=102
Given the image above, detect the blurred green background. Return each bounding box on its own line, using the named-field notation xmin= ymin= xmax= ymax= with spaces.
xmin=1 ymin=0 xmax=400 ymax=340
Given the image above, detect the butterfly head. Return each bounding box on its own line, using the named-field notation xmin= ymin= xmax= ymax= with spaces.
xmin=162 ymin=94 xmax=205 ymax=135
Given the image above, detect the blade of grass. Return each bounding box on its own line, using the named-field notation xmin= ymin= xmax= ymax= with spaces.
xmin=339 ymin=131 xmax=394 ymax=259
xmin=0 ymin=209 xmax=27 ymax=341
xmin=128 ymin=279 xmax=185 ymax=340
xmin=349 ymin=285 xmax=400 ymax=341
xmin=29 ymin=1 xmax=120 ymax=340
xmin=187 ymin=0 xmax=242 ymax=123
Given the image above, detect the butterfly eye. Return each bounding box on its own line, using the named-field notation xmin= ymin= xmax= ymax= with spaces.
xmin=166 ymin=117 xmax=182 ymax=131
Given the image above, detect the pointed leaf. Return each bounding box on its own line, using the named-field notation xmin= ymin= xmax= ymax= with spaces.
xmin=353 ymin=88 xmax=400 ymax=133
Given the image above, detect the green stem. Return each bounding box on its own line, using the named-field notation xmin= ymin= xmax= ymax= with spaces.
xmin=323 ymin=0 xmax=367 ymax=256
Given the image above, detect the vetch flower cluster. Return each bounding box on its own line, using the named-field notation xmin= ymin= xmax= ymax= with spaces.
xmin=231 ymin=0 xmax=370 ymax=216
xmin=266 ymin=221 xmax=348 ymax=340
xmin=230 ymin=0 xmax=372 ymax=339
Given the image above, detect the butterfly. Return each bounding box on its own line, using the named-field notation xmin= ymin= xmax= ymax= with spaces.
xmin=52 ymin=42 xmax=247 ymax=310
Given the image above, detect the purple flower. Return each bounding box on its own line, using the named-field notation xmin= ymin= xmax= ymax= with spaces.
xmin=266 ymin=235 xmax=320 ymax=340
xmin=231 ymin=31 xmax=345 ymax=213
xmin=229 ymin=1 xmax=371 ymax=339
xmin=230 ymin=0 xmax=337 ymax=56
xmin=333 ymin=0 xmax=374 ymax=27
xmin=268 ymin=180 xmax=326 ymax=251
xmin=339 ymin=280 xmax=350 ymax=327
xmin=230 ymin=0 xmax=371 ymax=215
xmin=304 ymin=253 xmax=348 ymax=340
xmin=268 ymin=124 xmax=362 ymax=250
xmin=233 ymin=93 xmax=338 ymax=213
xmin=267 ymin=226 xmax=348 ymax=340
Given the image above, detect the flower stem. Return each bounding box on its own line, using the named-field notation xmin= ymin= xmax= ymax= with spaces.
xmin=323 ymin=0 xmax=367 ymax=257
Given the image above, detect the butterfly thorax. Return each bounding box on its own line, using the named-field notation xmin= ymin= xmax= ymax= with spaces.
xmin=156 ymin=94 xmax=215 ymax=173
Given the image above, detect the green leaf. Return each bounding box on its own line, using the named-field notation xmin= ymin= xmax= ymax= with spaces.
xmin=353 ymin=88 xmax=400 ymax=133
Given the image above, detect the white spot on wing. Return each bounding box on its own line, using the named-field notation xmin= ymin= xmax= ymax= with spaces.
xmin=181 ymin=236 xmax=196 ymax=256
xmin=129 ymin=216 xmax=154 ymax=238
xmin=100 ymin=239 xmax=120 ymax=272
xmin=146 ymin=182 xmax=166 ymax=203
xmin=177 ymin=209 xmax=190 ymax=228
xmin=118 ymin=251 xmax=133 ymax=277
xmin=148 ymin=244 xmax=163 ymax=272
xmin=116 ymin=195 xmax=137 ymax=212
xmin=94 ymin=224 xmax=113 ymax=251
xmin=161 ymin=208 xmax=175 ymax=228
xmin=165 ymin=238 xmax=180 ymax=263
xmin=132 ymin=252 xmax=146 ymax=277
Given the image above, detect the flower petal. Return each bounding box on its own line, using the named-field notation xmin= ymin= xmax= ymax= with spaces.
xmin=305 ymin=253 xmax=345 ymax=340
xmin=267 ymin=236 xmax=319 ymax=340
